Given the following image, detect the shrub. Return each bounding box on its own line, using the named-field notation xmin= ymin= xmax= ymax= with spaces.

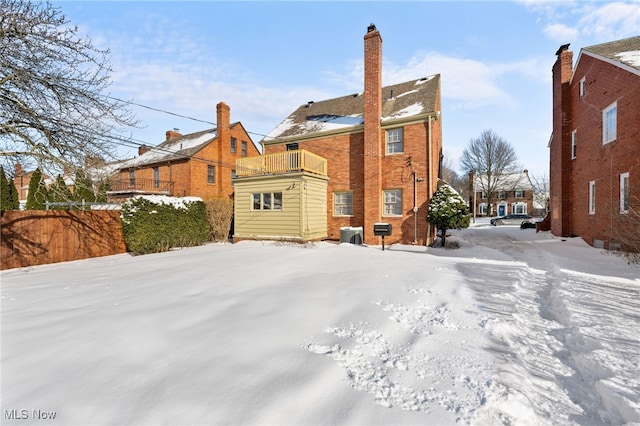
xmin=121 ymin=195 xmax=209 ymax=255
xmin=204 ymin=198 xmax=234 ymax=242
xmin=427 ymin=183 xmax=470 ymax=247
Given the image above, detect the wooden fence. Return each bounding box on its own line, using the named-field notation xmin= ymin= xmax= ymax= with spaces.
xmin=1 ymin=210 xmax=127 ymax=270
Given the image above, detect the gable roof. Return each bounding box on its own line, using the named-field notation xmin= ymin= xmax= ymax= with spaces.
xmin=263 ymin=74 xmax=440 ymax=142
xmin=580 ymin=36 xmax=640 ymax=75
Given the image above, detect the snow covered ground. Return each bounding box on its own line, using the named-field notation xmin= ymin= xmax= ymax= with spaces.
xmin=2 ymin=221 xmax=639 ymax=425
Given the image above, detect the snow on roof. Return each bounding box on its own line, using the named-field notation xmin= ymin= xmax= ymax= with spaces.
xmin=382 ymin=102 xmax=423 ymax=120
xmin=474 ymin=171 xmax=533 ymax=190
xmin=615 ymin=50 xmax=640 ymax=67
xmin=123 ymin=130 xmax=216 ymax=168
xmin=263 ymin=75 xmax=440 ymax=141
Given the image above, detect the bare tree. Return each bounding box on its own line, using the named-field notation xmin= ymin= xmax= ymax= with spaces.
xmin=460 ymin=130 xmax=522 ymax=216
xmin=440 ymin=155 xmax=469 ymax=203
xmin=530 ymin=172 xmax=550 ymax=216
xmin=611 ymin=197 xmax=640 ymax=264
xmin=0 ymin=0 xmax=138 ymax=176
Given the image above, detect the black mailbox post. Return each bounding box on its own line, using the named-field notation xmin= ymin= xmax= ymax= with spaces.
xmin=373 ymin=223 xmax=392 ymax=250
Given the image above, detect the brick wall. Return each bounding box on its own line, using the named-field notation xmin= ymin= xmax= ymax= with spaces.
xmin=566 ymin=53 xmax=640 ymax=247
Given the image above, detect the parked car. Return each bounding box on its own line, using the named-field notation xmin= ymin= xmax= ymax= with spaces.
xmin=520 ymin=220 xmax=537 ymax=229
xmin=490 ymin=214 xmax=533 ymax=226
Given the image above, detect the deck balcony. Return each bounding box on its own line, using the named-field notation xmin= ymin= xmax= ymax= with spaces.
xmin=236 ymin=149 xmax=327 ymax=178
xmin=106 ymin=178 xmax=174 ymax=197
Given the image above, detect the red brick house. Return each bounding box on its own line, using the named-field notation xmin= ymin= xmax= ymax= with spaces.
xmin=469 ymin=170 xmax=535 ymax=218
xmin=242 ymin=25 xmax=442 ymax=246
xmin=550 ymin=36 xmax=640 ymax=249
xmin=105 ymin=102 xmax=259 ymax=201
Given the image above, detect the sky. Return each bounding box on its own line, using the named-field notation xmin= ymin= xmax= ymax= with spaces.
xmin=53 ymin=0 xmax=640 ymax=178
xmin=2 ymin=221 xmax=639 ymax=425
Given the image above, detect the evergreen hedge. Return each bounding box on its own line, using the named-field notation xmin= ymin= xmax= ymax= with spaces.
xmin=121 ymin=196 xmax=209 ymax=255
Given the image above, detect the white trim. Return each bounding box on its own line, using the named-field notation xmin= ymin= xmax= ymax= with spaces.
xmin=602 ymin=102 xmax=617 ymax=144
xmin=589 ymin=180 xmax=596 ymax=214
xmin=620 ymin=172 xmax=630 ymax=213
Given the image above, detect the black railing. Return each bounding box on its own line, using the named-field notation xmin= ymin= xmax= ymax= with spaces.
xmin=107 ymin=178 xmax=174 ymax=195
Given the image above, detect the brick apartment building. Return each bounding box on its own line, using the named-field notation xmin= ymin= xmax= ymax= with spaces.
xmin=243 ymin=24 xmax=442 ymax=246
xmin=105 ymin=102 xmax=259 ymax=201
xmin=550 ymin=36 xmax=640 ymax=249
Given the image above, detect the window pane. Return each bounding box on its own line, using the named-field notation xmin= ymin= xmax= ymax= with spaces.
xmin=241 ymin=141 xmax=247 ymax=157
xmin=386 ymin=128 xmax=403 ymax=154
xmin=334 ymin=192 xmax=353 ymax=215
xmin=263 ymin=193 xmax=271 ymax=210
xmin=383 ymin=190 xmax=402 ymax=215
xmin=207 ymin=165 xmax=215 ymax=184
xmin=603 ymin=104 xmax=617 ymax=143
xmin=231 ymin=138 xmax=237 ymax=153
xmin=252 ymin=193 xmax=261 ymax=210
xmin=273 ymin=192 xmax=282 ymax=210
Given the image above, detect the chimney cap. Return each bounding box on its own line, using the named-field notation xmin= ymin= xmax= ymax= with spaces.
xmin=367 ymin=23 xmax=377 ymax=33
xmin=555 ymin=43 xmax=570 ymax=56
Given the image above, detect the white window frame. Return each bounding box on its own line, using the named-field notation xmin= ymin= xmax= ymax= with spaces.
xmin=571 ymin=130 xmax=577 ymax=159
xmin=479 ymin=203 xmax=487 ymax=215
xmin=498 ymin=191 xmax=506 ymax=199
xmin=333 ymin=191 xmax=353 ymax=216
xmin=602 ymin=102 xmax=617 ymax=144
xmin=386 ymin=128 xmax=404 ymax=154
xmin=620 ymin=172 xmax=629 ymax=213
xmin=515 ymin=190 xmax=525 ymax=198
xmin=579 ymin=77 xmax=586 ymax=97
xmin=383 ymin=189 xmax=402 ymax=216
xmin=589 ymin=180 xmax=596 ymax=215
xmin=511 ymin=202 xmax=527 ymax=214
xmin=251 ymin=192 xmax=283 ymax=211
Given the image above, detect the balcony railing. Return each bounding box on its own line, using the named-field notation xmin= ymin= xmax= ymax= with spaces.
xmin=106 ymin=178 xmax=174 ymax=195
xmin=236 ymin=149 xmax=327 ymax=177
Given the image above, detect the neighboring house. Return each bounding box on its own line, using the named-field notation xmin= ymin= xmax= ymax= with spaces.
xmin=12 ymin=163 xmax=75 ymax=209
xmin=469 ymin=170 xmax=535 ymax=217
xmin=550 ymin=37 xmax=640 ymax=249
xmin=105 ymin=102 xmax=259 ymax=202
xmin=233 ymin=25 xmax=442 ymax=245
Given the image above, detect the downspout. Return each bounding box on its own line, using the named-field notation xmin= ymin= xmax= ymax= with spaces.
xmin=426 ymin=115 xmax=433 ymax=244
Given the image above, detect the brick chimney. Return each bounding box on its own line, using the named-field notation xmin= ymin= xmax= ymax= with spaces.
xmin=216 ymin=101 xmax=231 ymax=195
xmin=363 ymin=24 xmax=383 ymax=245
xmin=550 ymin=44 xmax=573 ymax=237
xmin=138 ymin=145 xmax=151 ymax=155
xmin=165 ymin=129 xmax=182 ymax=141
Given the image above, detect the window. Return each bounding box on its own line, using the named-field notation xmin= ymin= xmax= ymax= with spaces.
xmin=498 ymin=191 xmax=506 ymax=199
xmin=479 ymin=203 xmax=487 ymax=215
xmin=241 ymin=141 xmax=247 ymax=157
xmin=334 ymin=191 xmax=353 ymax=216
xmin=251 ymin=192 xmax=283 ymax=211
xmin=620 ymin=172 xmax=629 ymax=213
xmin=515 ymin=190 xmax=525 ymax=198
xmin=286 ymin=143 xmax=299 ymax=151
xmin=480 ymin=192 xmax=487 ymax=199
xmin=231 ymin=137 xmax=237 ymax=153
xmin=512 ymin=202 xmax=527 ymax=214
xmin=386 ymin=128 xmax=403 ymax=154
xmin=383 ymin=189 xmax=402 ymax=216
xmin=153 ymin=167 xmax=159 ymax=188
xmin=231 ymin=170 xmax=236 ymax=186
xmin=589 ymin=180 xmax=596 ymax=214
xmin=571 ymin=130 xmax=577 ymax=159
xmin=207 ymin=165 xmax=215 ymax=184
xmin=129 ymin=170 xmax=135 ymax=187
xmin=579 ymin=77 xmax=586 ymax=97
xmin=603 ymin=102 xmax=617 ymax=144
